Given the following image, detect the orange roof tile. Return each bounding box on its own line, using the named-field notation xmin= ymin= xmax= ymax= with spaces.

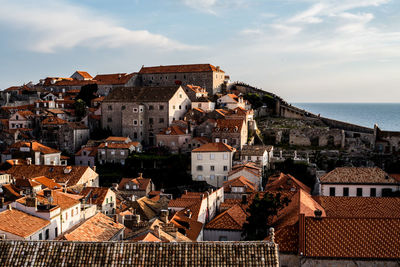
xmin=0 ymin=208 xmax=50 ymax=238
xmin=118 ymin=177 xmax=151 ymax=191
xmin=223 ymin=176 xmax=257 ymax=193
xmin=192 ymin=142 xmax=235 ymax=152
xmin=41 ymin=116 xmax=68 ymax=125
xmin=304 ymin=217 xmax=400 ymax=259
xmin=75 ymin=71 xmax=93 ymax=79
xmin=265 ymin=173 xmax=311 ymax=193
xmin=9 ymin=141 xmax=60 ymax=154
xmin=158 ymin=125 xmax=188 ymax=135
xmin=105 ymin=136 xmax=129 ymax=142
xmin=214 ymin=119 xmax=245 ymax=133
xmin=139 ymin=64 xmax=224 ymax=74
xmin=63 ymin=213 xmax=124 ymax=241
xmin=32 ymin=176 xmax=62 ymax=190
xmin=93 ymin=73 xmax=135 ymax=85
xmin=79 ymin=187 xmax=111 ymax=206
xmin=205 ymin=205 xmax=247 ymax=230
xmin=170 ymin=213 xmax=204 ymax=241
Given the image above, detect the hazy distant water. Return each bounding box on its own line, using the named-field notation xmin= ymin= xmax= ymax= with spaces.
xmin=293 ymin=103 xmax=400 ymax=131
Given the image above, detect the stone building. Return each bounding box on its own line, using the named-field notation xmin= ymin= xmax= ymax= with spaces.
xmin=58 ymin=122 xmax=90 ymax=154
xmin=117 ymin=174 xmax=155 ymax=199
xmin=138 ymin=64 xmax=226 ymax=95
xmin=211 ymin=119 xmax=248 ymax=149
xmin=97 ymin=137 xmax=141 ymax=165
xmin=289 ymin=128 xmax=345 ymax=148
xmin=191 ymin=142 xmax=236 ymax=187
xmin=101 ymin=86 xmax=191 ymax=145
xmin=156 ymin=125 xmax=191 ymax=153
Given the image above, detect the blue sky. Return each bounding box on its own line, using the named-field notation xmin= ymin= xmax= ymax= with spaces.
xmin=0 ymin=0 xmax=400 ymax=102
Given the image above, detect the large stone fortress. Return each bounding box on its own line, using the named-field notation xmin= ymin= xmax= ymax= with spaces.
xmin=138 ymin=64 xmax=226 ymax=95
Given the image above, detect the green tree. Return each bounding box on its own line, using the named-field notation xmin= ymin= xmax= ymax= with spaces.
xmin=74 ymin=99 xmax=87 ymax=118
xmin=77 ymin=84 xmax=98 ymax=106
xmin=242 ymin=192 xmax=290 ymax=240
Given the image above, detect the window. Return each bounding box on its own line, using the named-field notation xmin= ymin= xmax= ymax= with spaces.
xmin=159 ymin=105 xmax=164 ymax=110
xmin=121 ymin=151 xmax=125 ymax=155
xmin=179 ymin=105 xmax=182 ymax=110
xmin=173 ymin=105 xmax=176 ymax=110
xmin=107 ymin=117 xmax=112 ymax=122
xmin=133 ymin=108 xmax=138 ymax=113
xmin=134 ymin=132 xmax=137 ymax=139
xmin=356 ymin=188 xmax=363 ymax=196
xmin=149 ymin=105 xmax=154 ymax=110
xmin=140 ymin=120 xmax=143 ymax=125
xmin=110 ymin=196 xmax=113 ymax=202
xmin=106 ymin=198 xmax=109 ymax=204
xmin=210 ymin=154 xmax=215 ymax=160
xmin=149 ymin=118 xmax=154 ymax=124
xmin=179 ymin=94 xmax=182 ymax=98
xmin=126 ymin=184 xmax=130 ymax=189
xmin=133 ymin=120 xmax=138 ymax=125
xmin=370 ymin=188 xmax=376 ymax=197
xmin=197 ymin=165 xmax=203 ymax=171
xmin=139 ymin=107 xmax=144 ymax=112
xmin=210 ymin=165 xmax=215 ymax=171
xmin=45 ymin=229 xmax=49 ymax=240
xmin=171 ymin=141 xmax=176 ymax=146
xmin=101 ymin=150 xmax=105 ymax=155
xmin=247 ymin=156 xmax=251 ymax=160
xmin=197 ymin=154 xmax=203 ymax=160
xmin=55 ymin=227 xmax=58 ymax=237
xmin=108 ymin=105 xmax=112 ymax=110
xmin=197 ymin=175 xmax=203 ymax=180
xmin=71 ymin=209 xmax=74 ymax=217
xmin=111 ymin=150 xmax=115 ymax=155
xmin=222 ymin=139 xmax=228 ymax=144
xmin=121 ymin=105 xmax=126 ymax=110
xmin=343 ymin=187 xmax=349 ymax=196
xmin=329 ymin=187 xmax=336 ymax=196
xmin=210 ymin=175 xmax=215 ymax=180
xmin=39 ymin=233 xmax=42 ymax=240
xmin=159 ymin=118 xmax=164 ymax=123
xmin=223 ymin=153 xmax=228 ymax=160
xmin=224 ymin=176 xmax=227 ymax=181
xmin=223 ymin=166 xmax=228 ymax=171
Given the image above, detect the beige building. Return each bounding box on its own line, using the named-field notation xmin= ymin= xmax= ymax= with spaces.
xmin=211 ymin=119 xmax=248 ymax=149
xmin=191 ymin=142 xmax=236 ymax=187
xmin=101 ymin=86 xmax=191 ymax=145
xmin=138 ymin=64 xmax=226 ymax=95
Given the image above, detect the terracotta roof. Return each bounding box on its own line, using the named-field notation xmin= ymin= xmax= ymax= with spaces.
xmin=320 ymin=167 xmax=398 ymax=184
xmin=53 ymin=80 xmax=96 ymax=86
xmin=192 ymin=142 xmax=235 ymax=152
xmin=15 ymin=178 xmax=41 ymax=188
xmin=15 ymin=110 xmax=34 ymax=119
xmin=205 ymin=205 xmax=247 ymax=230
xmin=67 ymin=122 xmax=88 ymax=130
xmin=265 ymin=173 xmax=311 ymax=193
xmin=241 ymin=145 xmax=272 ymax=156
xmin=170 ymin=213 xmax=204 ymax=241
xmin=223 ymin=176 xmax=257 ymax=193
xmin=0 ymin=241 xmax=279 ymax=267
xmin=228 ymin=163 xmax=261 ymax=178
xmin=75 ymin=146 xmax=98 ymax=157
xmin=62 ymin=213 xmax=124 ymax=241
xmin=130 ymin=231 xmax=162 ymax=242
xmin=105 ymin=136 xmax=130 ymax=142
xmin=314 ymin=196 xmax=400 ymax=218
xmin=168 ymin=198 xmax=200 ymax=209
xmin=75 ymin=71 xmax=93 ymax=79
xmin=41 ymin=116 xmax=68 ymax=125
xmin=303 ymin=216 xmax=400 ymax=259
xmin=118 ymin=176 xmax=151 ymax=191
xmin=16 ymin=190 xmax=80 ymax=211
xmin=5 ymin=165 xmax=96 ymax=186
xmin=0 ymin=208 xmax=50 ymax=238
xmin=9 ymin=141 xmax=60 ymax=154
xmin=1 ymin=184 xmax=22 ymax=199
xmin=389 ymin=173 xmax=400 ymax=182
xmin=158 ymin=125 xmax=188 ymax=135
xmin=192 ymin=137 xmax=210 ymax=145
xmin=79 ymin=187 xmax=111 ymax=206
xmin=103 ymin=86 xmax=183 ymax=102
xmin=93 ymin=73 xmax=135 ymax=85
xmin=139 ymin=64 xmax=225 ymax=74
xmin=32 ymin=176 xmax=62 ymax=189
xmin=98 ymin=142 xmax=136 ymax=149
xmin=213 ymin=119 xmax=245 ymax=133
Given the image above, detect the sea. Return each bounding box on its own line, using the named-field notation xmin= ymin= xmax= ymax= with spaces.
xmin=292 ymin=103 xmax=400 ymax=132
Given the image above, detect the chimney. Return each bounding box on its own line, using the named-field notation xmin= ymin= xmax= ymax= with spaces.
xmin=43 ymin=189 xmax=52 ymax=198
xmin=105 ymin=142 xmax=108 ymax=147
xmin=241 ymin=194 xmax=247 ymax=204
xmin=26 ymin=158 xmax=32 ymax=165
xmin=0 ymin=197 xmax=4 ymax=209
xmin=154 ymin=225 xmax=160 ymax=238
xmin=184 ymin=190 xmax=188 ymax=195
xmin=138 ymin=173 xmax=143 ymax=178
xmin=8 ymin=204 xmax=12 ymax=211
xmin=114 ymin=214 xmax=118 ymax=223
xmin=25 ymin=197 xmax=37 ymax=208
xmin=112 ymin=183 xmax=119 ymax=190
xmin=160 ymin=209 xmax=169 ymax=223
xmin=314 ymin=209 xmax=323 ymax=220
xmin=133 ymin=214 xmax=140 ymax=224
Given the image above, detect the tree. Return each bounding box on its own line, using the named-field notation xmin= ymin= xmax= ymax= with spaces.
xmin=74 ymin=99 xmax=87 ymax=119
xmin=77 ymin=84 xmax=98 ymax=106
xmin=242 ymin=192 xmax=290 ymax=240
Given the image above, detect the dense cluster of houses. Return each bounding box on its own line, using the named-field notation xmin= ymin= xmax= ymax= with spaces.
xmin=0 ymin=63 xmax=399 ymax=266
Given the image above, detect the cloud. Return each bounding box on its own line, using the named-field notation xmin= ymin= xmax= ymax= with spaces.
xmin=0 ymin=0 xmax=200 ymax=53
xmin=179 ymin=0 xmax=248 ymax=14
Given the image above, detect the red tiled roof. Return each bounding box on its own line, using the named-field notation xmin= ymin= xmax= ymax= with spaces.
xmin=303 ymin=217 xmax=400 ymax=259
xmin=15 ymin=110 xmax=34 ymax=119
xmin=80 ymin=187 xmax=111 ymax=206
xmin=75 ymin=71 xmax=93 ymax=79
xmin=63 ymin=213 xmax=124 ymax=241
xmin=105 ymin=136 xmax=130 ymax=142
xmin=93 ymin=73 xmax=135 ymax=85
xmin=9 ymin=141 xmax=60 ymax=154
xmin=98 ymin=142 xmax=136 ymax=149
xmin=192 ymin=142 xmax=235 ymax=152
xmin=170 ymin=213 xmax=204 ymax=241
xmin=75 ymin=146 xmax=98 ymax=157
xmin=0 ymin=209 xmax=50 ymax=238
xmin=223 ymin=176 xmax=257 ymax=193
xmin=32 ymin=176 xmax=62 ymax=190
xmin=265 ymin=173 xmax=311 ymax=193
xmin=41 ymin=116 xmax=68 ymax=125
xmin=213 ymin=119 xmax=245 ymax=133
xmin=313 ymin=196 xmax=400 ymax=218
xmin=118 ymin=177 xmax=151 ymax=191
xmin=139 ymin=64 xmax=224 ymax=74
xmin=158 ymin=125 xmax=188 ymax=135
xmin=205 ymin=205 xmax=247 ymax=230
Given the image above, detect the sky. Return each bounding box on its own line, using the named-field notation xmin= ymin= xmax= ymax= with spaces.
xmin=0 ymin=0 xmax=399 ymax=102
